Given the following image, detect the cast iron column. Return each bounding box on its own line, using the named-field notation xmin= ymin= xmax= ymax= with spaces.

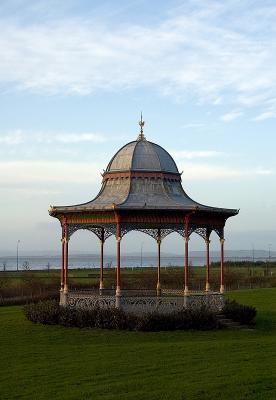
xmin=64 ymin=236 xmax=69 ymax=293
xmin=99 ymin=228 xmax=104 ymax=293
xmin=205 ymin=239 xmax=210 ymax=292
xmin=156 ymin=229 xmax=161 ymax=296
xmin=184 ymin=235 xmax=189 ymax=294
xmin=60 ymin=236 xmax=65 ymax=292
xmin=184 ymin=214 xmax=190 ymax=295
xmin=116 ymin=222 xmax=121 ymax=296
xmin=220 ymin=238 xmax=225 ymax=293
xmin=60 ymin=227 xmax=65 ymax=292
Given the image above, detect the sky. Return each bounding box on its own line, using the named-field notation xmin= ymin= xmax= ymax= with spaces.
xmin=0 ymin=0 xmax=276 ymax=255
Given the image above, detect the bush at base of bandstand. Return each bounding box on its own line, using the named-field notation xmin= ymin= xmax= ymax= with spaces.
xmin=24 ymin=299 xmax=221 ymax=331
xmin=222 ymin=299 xmax=256 ymax=325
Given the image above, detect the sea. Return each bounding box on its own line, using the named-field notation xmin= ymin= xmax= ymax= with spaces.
xmin=0 ymin=251 xmax=275 ymax=271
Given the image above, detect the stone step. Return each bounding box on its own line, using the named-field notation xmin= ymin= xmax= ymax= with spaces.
xmin=216 ymin=312 xmax=255 ymax=331
xmin=218 ymin=318 xmax=239 ymax=324
xmin=221 ymin=321 xmax=240 ymax=327
xmin=217 ymin=316 xmax=255 ymax=331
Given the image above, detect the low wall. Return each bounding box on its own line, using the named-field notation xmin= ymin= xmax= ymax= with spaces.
xmin=60 ymin=291 xmax=224 ymax=314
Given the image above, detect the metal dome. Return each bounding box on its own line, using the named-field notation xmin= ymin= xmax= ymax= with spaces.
xmin=106 ymin=138 xmax=179 ymax=174
xmin=49 ymin=117 xmax=238 ymax=216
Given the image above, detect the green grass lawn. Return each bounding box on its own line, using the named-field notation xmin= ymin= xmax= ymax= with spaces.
xmin=1 ymin=288 xmax=276 ymax=400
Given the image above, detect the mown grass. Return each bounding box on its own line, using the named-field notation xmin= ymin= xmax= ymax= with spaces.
xmin=1 ymin=288 xmax=276 ymax=399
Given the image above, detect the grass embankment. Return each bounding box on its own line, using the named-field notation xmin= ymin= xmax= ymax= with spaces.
xmin=1 ymin=288 xmax=276 ymax=400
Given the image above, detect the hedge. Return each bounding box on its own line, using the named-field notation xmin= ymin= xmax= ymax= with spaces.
xmin=24 ymin=300 xmax=219 ymax=331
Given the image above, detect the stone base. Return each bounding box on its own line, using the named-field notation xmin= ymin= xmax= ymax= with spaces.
xmin=61 ymin=290 xmax=224 ymax=314
xmin=59 ymin=290 xmax=67 ymax=306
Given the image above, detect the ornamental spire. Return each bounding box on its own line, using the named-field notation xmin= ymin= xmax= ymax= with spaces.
xmin=137 ymin=112 xmax=146 ymax=141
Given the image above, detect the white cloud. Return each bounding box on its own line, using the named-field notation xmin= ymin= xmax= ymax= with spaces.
xmin=0 ymin=130 xmax=106 ymax=145
xmin=0 ymin=1 xmax=276 ymax=110
xmin=182 ymin=163 xmax=274 ymax=181
xmin=0 ymin=130 xmax=24 ymax=144
xmin=52 ymin=133 xmax=106 ymax=143
xmin=172 ymin=150 xmax=222 ymax=160
xmin=0 ymin=161 xmax=105 ymax=184
xmin=253 ymin=110 xmax=276 ymax=121
xmin=0 ymin=160 xmax=272 ymax=186
xmin=220 ymin=111 xmax=243 ymax=122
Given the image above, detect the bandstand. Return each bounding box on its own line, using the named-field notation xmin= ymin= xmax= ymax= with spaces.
xmin=49 ymin=116 xmax=239 ymax=313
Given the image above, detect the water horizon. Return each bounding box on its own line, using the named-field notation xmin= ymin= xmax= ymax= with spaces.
xmin=0 ymin=250 xmax=275 ymax=271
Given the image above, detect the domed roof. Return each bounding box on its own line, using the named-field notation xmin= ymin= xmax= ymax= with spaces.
xmin=106 ymin=138 xmax=179 ymax=174
xmin=49 ymin=118 xmax=239 ymax=218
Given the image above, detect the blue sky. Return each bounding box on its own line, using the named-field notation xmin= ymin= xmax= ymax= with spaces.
xmin=0 ymin=0 xmax=275 ymax=254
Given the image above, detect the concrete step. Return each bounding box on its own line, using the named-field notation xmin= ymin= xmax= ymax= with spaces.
xmin=216 ymin=313 xmax=255 ymax=330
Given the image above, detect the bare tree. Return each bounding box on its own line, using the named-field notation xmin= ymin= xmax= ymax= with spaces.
xmin=22 ymin=261 xmax=31 ymax=271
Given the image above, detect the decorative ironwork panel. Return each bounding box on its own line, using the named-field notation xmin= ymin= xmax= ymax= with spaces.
xmin=63 ymin=292 xmax=225 ymax=313
xmin=67 ymin=293 xmax=116 ymax=309
xmin=160 ymin=229 xmax=175 ymax=240
xmin=120 ymin=224 xmax=186 ymax=240
xmin=130 ymin=228 xmax=159 ymax=240
xmin=213 ymin=227 xmax=224 ymax=239
xmin=120 ymin=224 xmax=133 ymax=238
xmin=194 ymin=227 xmax=208 ymax=240
xmin=119 ymin=296 xmax=185 ymax=314
xmin=67 ymin=224 xmax=115 ymax=241
xmin=185 ymin=294 xmax=224 ymax=312
xmin=102 ymin=223 xmax=117 ymax=237
xmin=162 ymin=289 xmax=184 ymax=296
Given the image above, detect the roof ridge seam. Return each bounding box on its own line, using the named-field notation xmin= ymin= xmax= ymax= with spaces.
xmin=130 ymin=139 xmax=140 ymax=171
xmin=150 ymin=141 xmax=162 ymax=171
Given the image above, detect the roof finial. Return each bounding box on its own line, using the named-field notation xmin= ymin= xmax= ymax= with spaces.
xmin=137 ymin=112 xmax=146 ymax=141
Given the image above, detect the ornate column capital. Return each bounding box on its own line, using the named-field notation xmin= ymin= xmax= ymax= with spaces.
xmin=157 ymin=238 xmax=162 ymax=245
xmin=116 ymin=236 xmax=121 ymax=242
xmin=220 ymin=238 xmax=225 ymax=244
xmin=205 ymin=239 xmax=211 ymax=245
xmin=184 ymin=236 xmax=190 ymax=243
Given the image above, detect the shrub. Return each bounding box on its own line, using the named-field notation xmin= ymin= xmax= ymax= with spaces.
xmin=222 ymin=299 xmax=256 ymax=325
xmin=24 ymin=301 xmax=220 ymax=331
xmin=24 ymin=299 xmax=60 ymax=325
xmin=94 ymin=307 xmax=129 ymax=330
xmin=59 ymin=307 xmax=98 ymax=328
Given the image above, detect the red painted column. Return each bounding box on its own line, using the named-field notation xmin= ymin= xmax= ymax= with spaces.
xmin=99 ymin=228 xmax=104 ymax=292
xmin=99 ymin=239 xmax=104 ymax=291
xmin=116 ymin=222 xmax=121 ymax=296
xmin=220 ymin=238 xmax=225 ymax=293
xmin=60 ymin=237 xmax=65 ymax=291
xmin=156 ymin=233 xmax=161 ymax=295
xmin=205 ymin=239 xmax=210 ymax=292
xmin=184 ymin=236 xmax=189 ymax=294
xmin=184 ymin=214 xmax=190 ymax=295
xmin=64 ymin=237 xmax=69 ymax=293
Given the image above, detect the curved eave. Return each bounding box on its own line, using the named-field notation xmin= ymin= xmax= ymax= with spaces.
xmin=48 ymin=204 xmax=115 ymax=217
xmin=48 ymin=204 xmax=239 ymax=218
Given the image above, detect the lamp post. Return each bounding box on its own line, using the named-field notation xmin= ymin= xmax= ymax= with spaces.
xmin=268 ymin=243 xmax=272 ymax=262
xmin=16 ymin=240 xmax=20 ymax=272
xmin=140 ymin=242 xmax=144 ymax=267
xmin=251 ymin=243 xmax=255 ymax=263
